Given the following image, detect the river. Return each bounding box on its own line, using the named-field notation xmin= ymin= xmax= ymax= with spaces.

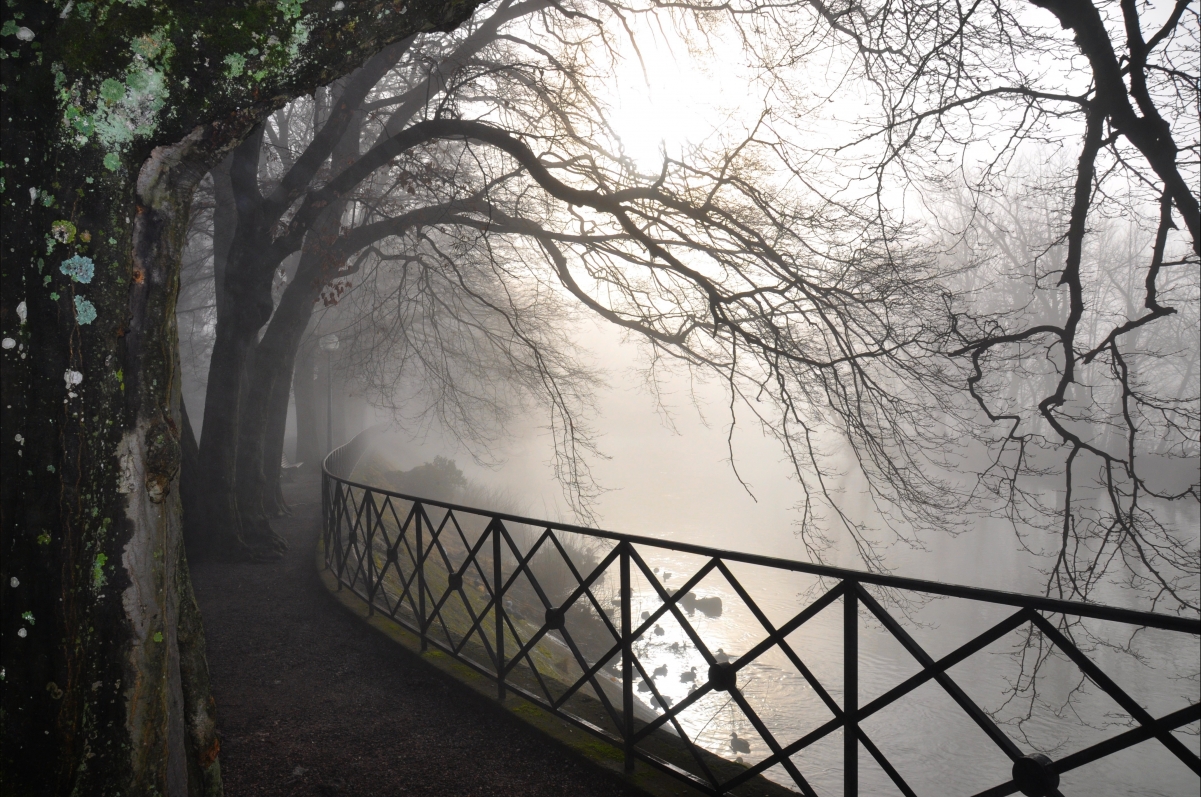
xmin=372 ymin=321 xmax=1199 ymax=796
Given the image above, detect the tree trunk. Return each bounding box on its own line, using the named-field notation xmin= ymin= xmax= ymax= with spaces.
xmin=193 ymin=313 xmax=263 ymax=559
xmin=0 ymin=4 xmax=483 ymax=792
xmin=0 ymin=104 xmax=227 ymax=795
xmin=234 ymin=207 xmax=342 ymax=528
xmin=295 ymin=342 xmax=322 ymax=471
xmin=261 ymin=360 xmax=296 ymax=516
xmin=201 ymin=45 xmax=407 ymax=557
xmin=233 ymin=98 xmax=367 ymax=523
xmin=175 ymin=539 xmax=222 ymax=797
xmin=195 ymin=127 xmax=285 ymax=560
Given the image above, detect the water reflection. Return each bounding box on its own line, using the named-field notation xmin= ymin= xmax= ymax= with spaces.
xmin=606 ymin=547 xmax=1199 ymax=796
xmin=374 ymin=325 xmax=1198 ymax=795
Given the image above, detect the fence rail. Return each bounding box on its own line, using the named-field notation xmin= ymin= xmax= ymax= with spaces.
xmin=322 ymin=431 xmax=1200 ymax=797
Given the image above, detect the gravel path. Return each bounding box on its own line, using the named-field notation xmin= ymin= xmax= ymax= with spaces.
xmin=192 ymin=474 xmax=647 ymax=797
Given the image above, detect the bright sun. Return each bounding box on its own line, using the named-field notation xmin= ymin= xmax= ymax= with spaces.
xmin=604 ymin=28 xmax=738 ymax=172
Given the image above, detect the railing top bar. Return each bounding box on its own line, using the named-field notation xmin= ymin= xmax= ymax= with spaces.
xmin=323 ymin=436 xmax=1200 ymax=636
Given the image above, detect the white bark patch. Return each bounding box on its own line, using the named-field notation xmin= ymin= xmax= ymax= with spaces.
xmin=117 ymin=441 xmax=138 ymax=494
xmin=119 ymin=426 xmax=154 ymax=644
xmin=119 ymin=422 xmax=178 ymax=787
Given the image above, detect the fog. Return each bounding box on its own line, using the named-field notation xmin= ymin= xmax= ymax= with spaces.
xmin=173 ymin=1 xmax=1200 ymax=793
xmin=367 ymin=318 xmax=1022 ymax=583
xmin=306 ymin=308 xmax=1197 ymax=599
xmin=316 ymin=317 xmax=1197 ymax=795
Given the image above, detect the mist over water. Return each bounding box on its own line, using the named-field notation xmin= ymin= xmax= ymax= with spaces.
xmin=342 ymin=319 xmax=1199 ymax=797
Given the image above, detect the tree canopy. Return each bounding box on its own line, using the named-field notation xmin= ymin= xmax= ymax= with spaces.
xmin=1 ymin=0 xmax=1197 ymax=794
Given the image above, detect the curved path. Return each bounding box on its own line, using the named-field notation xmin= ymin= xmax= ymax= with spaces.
xmin=192 ymin=473 xmax=647 ymax=797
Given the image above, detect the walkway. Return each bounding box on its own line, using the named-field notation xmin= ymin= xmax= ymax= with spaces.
xmin=192 ymin=473 xmax=646 ymax=797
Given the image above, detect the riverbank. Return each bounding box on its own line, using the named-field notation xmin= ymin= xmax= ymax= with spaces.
xmin=192 ymin=473 xmax=650 ymax=797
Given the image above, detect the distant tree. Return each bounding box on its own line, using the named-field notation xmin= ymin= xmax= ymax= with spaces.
xmin=387 ymin=455 xmax=470 ymax=501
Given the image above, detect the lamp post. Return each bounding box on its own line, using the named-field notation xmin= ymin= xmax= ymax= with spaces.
xmin=319 ymin=333 xmax=340 ymax=455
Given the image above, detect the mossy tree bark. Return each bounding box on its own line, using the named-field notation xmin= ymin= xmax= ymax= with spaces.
xmin=0 ymin=1 xmax=482 ymax=794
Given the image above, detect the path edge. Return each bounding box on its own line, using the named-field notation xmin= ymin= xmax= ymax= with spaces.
xmin=315 ymin=538 xmax=709 ymax=797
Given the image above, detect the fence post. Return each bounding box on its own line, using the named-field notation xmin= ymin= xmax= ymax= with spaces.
xmin=844 ymin=582 xmax=858 ymax=797
xmin=333 ymin=481 xmax=343 ymax=590
xmin=495 ymin=519 xmax=506 ymax=701
xmin=621 ymin=541 xmax=634 ymax=774
xmin=321 ymin=473 xmax=330 ymax=570
xmin=365 ymin=493 xmax=375 ymax=617
xmin=417 ymin=506 xmax=427 ymax=651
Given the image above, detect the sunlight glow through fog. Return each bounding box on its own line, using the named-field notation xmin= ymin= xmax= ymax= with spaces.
xmin=601 ymin=21 xmax=747 ymax=171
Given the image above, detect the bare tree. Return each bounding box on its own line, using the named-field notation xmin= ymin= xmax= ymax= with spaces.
xmin=187 ymin=0 xmax=607 ymax=558
xmin=185 ymin=0 xmax=1197 ymax=609
xmin=178 ymin=0 xmax=962 ymax=571
xmin=622 ymin=0 xmax=1200 ymax=609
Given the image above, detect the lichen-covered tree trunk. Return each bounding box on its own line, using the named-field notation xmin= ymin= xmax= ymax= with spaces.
xmin=0 ymin=2 xmax=481 ymax=794
xmin=1 ymin=108 xmax=223 ymax=795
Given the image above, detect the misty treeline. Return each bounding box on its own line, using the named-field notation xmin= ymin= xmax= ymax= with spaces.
xmin=177 ymin=0 xmax=1197 ymax=614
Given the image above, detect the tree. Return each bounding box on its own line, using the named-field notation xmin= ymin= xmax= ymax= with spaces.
xmin=180 ymin=0 xmax=656 ymax=549
xmin=175 ymin=0 xmax=955 ymax=570
xmin=649 ymin=0 xmax=1199 ymax=608
xmin=0 ymin=2 xmax=485 ymax=793
xmin=183 ymin=0 xmax=582 ymax=558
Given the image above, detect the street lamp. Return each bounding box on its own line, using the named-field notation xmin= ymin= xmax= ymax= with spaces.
xmin=319 ymin=333 xmax=340 ymax=455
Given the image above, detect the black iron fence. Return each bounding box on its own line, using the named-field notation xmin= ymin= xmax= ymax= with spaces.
xmin=322 ymin=432 xmax=1200 ymax=797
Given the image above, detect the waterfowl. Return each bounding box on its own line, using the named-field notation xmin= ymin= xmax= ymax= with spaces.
xmin=730 ymin=732 xmax=750 ymax=754
xmin=680 ymin=666 xmax=697 ymax=683
xmin=653 ymin=664 xmax=668 ymax=678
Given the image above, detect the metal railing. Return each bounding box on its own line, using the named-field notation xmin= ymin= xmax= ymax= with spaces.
xmin=321 ymin=432 xmax=1200 ymax=797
